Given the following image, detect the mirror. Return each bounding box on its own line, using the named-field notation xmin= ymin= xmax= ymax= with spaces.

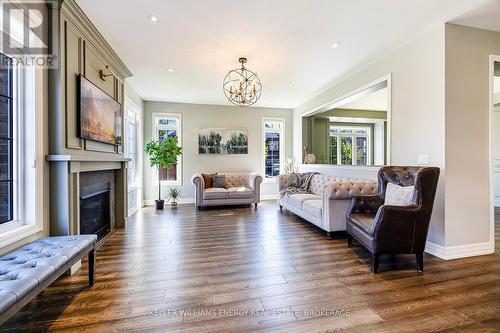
xmin=302 ymin=79 xmax=389 ymax=166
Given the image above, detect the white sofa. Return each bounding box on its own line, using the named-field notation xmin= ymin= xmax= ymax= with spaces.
xmin=192 ymin=173 xmax=262 ymax=209
xmin=277 ymin=173 xmax=377 ymax=237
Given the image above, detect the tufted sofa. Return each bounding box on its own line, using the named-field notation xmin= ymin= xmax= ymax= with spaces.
xmin=278 ymin=173 xmax=378 ymax=236
xmin=192 ymin=173 xmax=262 ymax=209
xmin=0 ymin=235 xmax=97 ymax=324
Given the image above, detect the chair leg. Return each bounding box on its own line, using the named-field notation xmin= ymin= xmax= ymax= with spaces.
xmin=371 ymin=254 xmax=379 ymax=273
xmin=88 ymin=248 xmax=96 ymax=286
xmin=254 ymin=203 xmax=258 ymax=210
xmin=416 ymin=252 xmax=424 ymax=272
xmin=197 ymin=206 xmax=202 ymax=211
xmin=279 ymin=205 xmax=283 ymax=212
xmin=346 ymin=234 xmax=353 ymax=247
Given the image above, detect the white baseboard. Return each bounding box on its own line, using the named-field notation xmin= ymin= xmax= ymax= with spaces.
xmin=143 ymin=198 xmax=195 ymax=206
xmin=494 ymin=196 xmax=500 ymax=207
xmin=261 ymin=194 xmax=277 ymax=201
xmin=425 ymin=240 xmax=494 ymax=260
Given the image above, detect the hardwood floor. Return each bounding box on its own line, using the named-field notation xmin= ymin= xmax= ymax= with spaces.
xmin=2 ymin=202 xmax=500 ymax=332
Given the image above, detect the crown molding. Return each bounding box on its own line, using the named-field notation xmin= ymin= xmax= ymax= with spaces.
xmin=60 ymin=0 xmax=133 ymax=79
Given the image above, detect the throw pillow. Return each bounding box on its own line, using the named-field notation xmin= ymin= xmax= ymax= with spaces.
xmin=385 ymin=182 xmax=415 ymax=206
xmin=212 ymin=175 xmax=226 ymax=188
xmin=202 ymin=173 xmax=216 ymax=189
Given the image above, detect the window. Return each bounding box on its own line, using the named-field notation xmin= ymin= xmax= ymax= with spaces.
xmin=329 ymin=125 xmax=371 ymax=166
xmin=0 ymin=8 xmax=44 ymax=247
xmin=263 ymin=119 xmax=284 ymax=179
xmin=0 ymin=53 xmax=13 ymax=224
xmin=152 ymin=113 xmax=181 ymax=185
xmin=125 ymin=102 xmax=140 ymax=188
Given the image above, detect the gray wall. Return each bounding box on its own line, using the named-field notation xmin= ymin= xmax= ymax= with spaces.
xmin=143 ymin=102 xmax=293 ymax=202
xmin=293 ymin=25 xmax=447 ymax=246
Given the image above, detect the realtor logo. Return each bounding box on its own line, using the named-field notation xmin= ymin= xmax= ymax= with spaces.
xmin=1 ymin=0 xmax=57 ymax=68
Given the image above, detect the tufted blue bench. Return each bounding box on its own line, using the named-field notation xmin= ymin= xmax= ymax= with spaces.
xmin=0 ymin=235 xmax=97 ymax=325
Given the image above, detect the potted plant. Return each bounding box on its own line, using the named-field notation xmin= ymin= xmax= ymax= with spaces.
xmin=145 ymin=136 xmax=182 ymax=210
xmin=167 ymin=188 xmax=182 ymax=209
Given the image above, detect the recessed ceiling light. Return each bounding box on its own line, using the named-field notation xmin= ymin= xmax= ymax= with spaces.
xmin=331 ymin=41 xmax=341 ymax=49
xmin=148 ymin=15 xmax=160 ymax=23
xmin=167 ymin=68 xmax=174 ymax=73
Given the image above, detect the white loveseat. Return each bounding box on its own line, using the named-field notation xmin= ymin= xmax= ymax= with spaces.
xmin=277 ymin=173 xmax=377 ymax=236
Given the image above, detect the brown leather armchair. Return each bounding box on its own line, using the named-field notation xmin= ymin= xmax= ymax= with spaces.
xmin=346 ymin=166 xmax=440 ymax=273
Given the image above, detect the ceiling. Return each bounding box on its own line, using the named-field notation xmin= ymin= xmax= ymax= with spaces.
xmin=76 ymin=0 xmax=500 ymax=109
xmin=339 ymin=87 xmax=387 ymax=112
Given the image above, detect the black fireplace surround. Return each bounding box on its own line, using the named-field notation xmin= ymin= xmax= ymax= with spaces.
xmin=80 ymin=188 xmax=110 ymax=241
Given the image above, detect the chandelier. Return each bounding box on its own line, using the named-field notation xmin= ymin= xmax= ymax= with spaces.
xmin=223 ymin=57 xmax=262 ymax=107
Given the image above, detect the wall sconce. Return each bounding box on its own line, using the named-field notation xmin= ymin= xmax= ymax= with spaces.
xmin=99 ymin=65 xmax=114 ymax=81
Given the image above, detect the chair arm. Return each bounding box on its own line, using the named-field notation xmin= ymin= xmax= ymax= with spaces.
xmin=346 ymin=194 xmax=384 ymax=219
xmin=247 ymin=173 xmax=262 ymax=191
xmin=248 ymin=173 xmax=262 ymax=203
xmin=277 ymin=174 xmax=291 ymax=191
xmin=371 ymin=205 xmax=421 ymax=253
xmin=191 ymin=174 xmax=204 ymax=206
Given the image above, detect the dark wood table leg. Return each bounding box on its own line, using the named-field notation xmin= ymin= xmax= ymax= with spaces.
xmin=88 ymin=248 xmax=96 ymax=286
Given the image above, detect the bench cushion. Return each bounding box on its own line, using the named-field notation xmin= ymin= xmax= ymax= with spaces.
xmin=0 ymin=235 xmax=97 ymax=316
xmin=0 ymin=292 xmax=17 ymax=314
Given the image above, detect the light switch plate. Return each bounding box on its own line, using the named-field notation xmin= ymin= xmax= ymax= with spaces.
xmin=418 ymin=154 xmax=429 ymax=165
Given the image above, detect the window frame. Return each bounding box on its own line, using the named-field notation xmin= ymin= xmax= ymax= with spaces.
xmin=124 ymin=98 xmax=141 ymax=190
xmin=262 ymin=118 xmax=285 ymax=182
xmin=0 ymin=57 xmax=44 ymax=247
xmin=151 ymin=112 xmax=182 ymax=186
xmin=329 ymin=124 xmax=372 ymax=166
xmin=0 ymin=53 xmax=14 ymax=225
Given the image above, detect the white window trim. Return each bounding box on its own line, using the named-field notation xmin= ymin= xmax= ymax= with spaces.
xmin=124 ymin=97 xmax=142 ymax=191
xmin=262 ymin=118 xmax=285 ymax=183
xmin=329 ymin=125 xmax=372 ymax=166
xmin=0 ymin=59 xmax=45 ymax=248
xmin=152 ymin=112 xmax=182 ymax=187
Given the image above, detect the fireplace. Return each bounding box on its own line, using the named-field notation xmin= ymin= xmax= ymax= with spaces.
xmin=80 ymin=188 xmax=111 ymax=241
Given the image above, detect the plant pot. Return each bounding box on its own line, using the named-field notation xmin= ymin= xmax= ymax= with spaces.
xmin=155 ymin=200 xmax=165 ymax=210
xmin=170 ymin=201 xmax=178 ymax=209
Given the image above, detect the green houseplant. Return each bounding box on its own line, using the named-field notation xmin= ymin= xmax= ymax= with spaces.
xmin=145 ymin=136 xmax=182 ymax=210
xmin=167 ymin=188 xmax=182 ymax=209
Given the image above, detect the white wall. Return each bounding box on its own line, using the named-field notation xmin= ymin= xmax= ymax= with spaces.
xmin=143 ymin=101 xmax=293 ymax=203
xmin=444 ymin=24 xmax=500 ymax=249
xmin=294 ymin=25 xmax=446 ymax=246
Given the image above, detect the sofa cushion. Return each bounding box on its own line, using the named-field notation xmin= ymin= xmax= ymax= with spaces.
xmin=286 ymin=194 xmax=321 ymax=209
xmin=202 ymin=173 xmax=216 ymax=189
xmin=302 ymin=199 xmax=322 ymax=218
xmin=203 ymin=187 xmax=228 ymax=200
xmin=212 ymin=175 xmax=226 ymax=188
xmin=227 ymin=187 xmax=254 ymax=199
xmin=350 ymin=213 xmax=376 ymax=235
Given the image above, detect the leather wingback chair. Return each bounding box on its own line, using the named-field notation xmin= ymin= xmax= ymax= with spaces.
xmin=346 ymin=166 xmax=440 ymax=273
